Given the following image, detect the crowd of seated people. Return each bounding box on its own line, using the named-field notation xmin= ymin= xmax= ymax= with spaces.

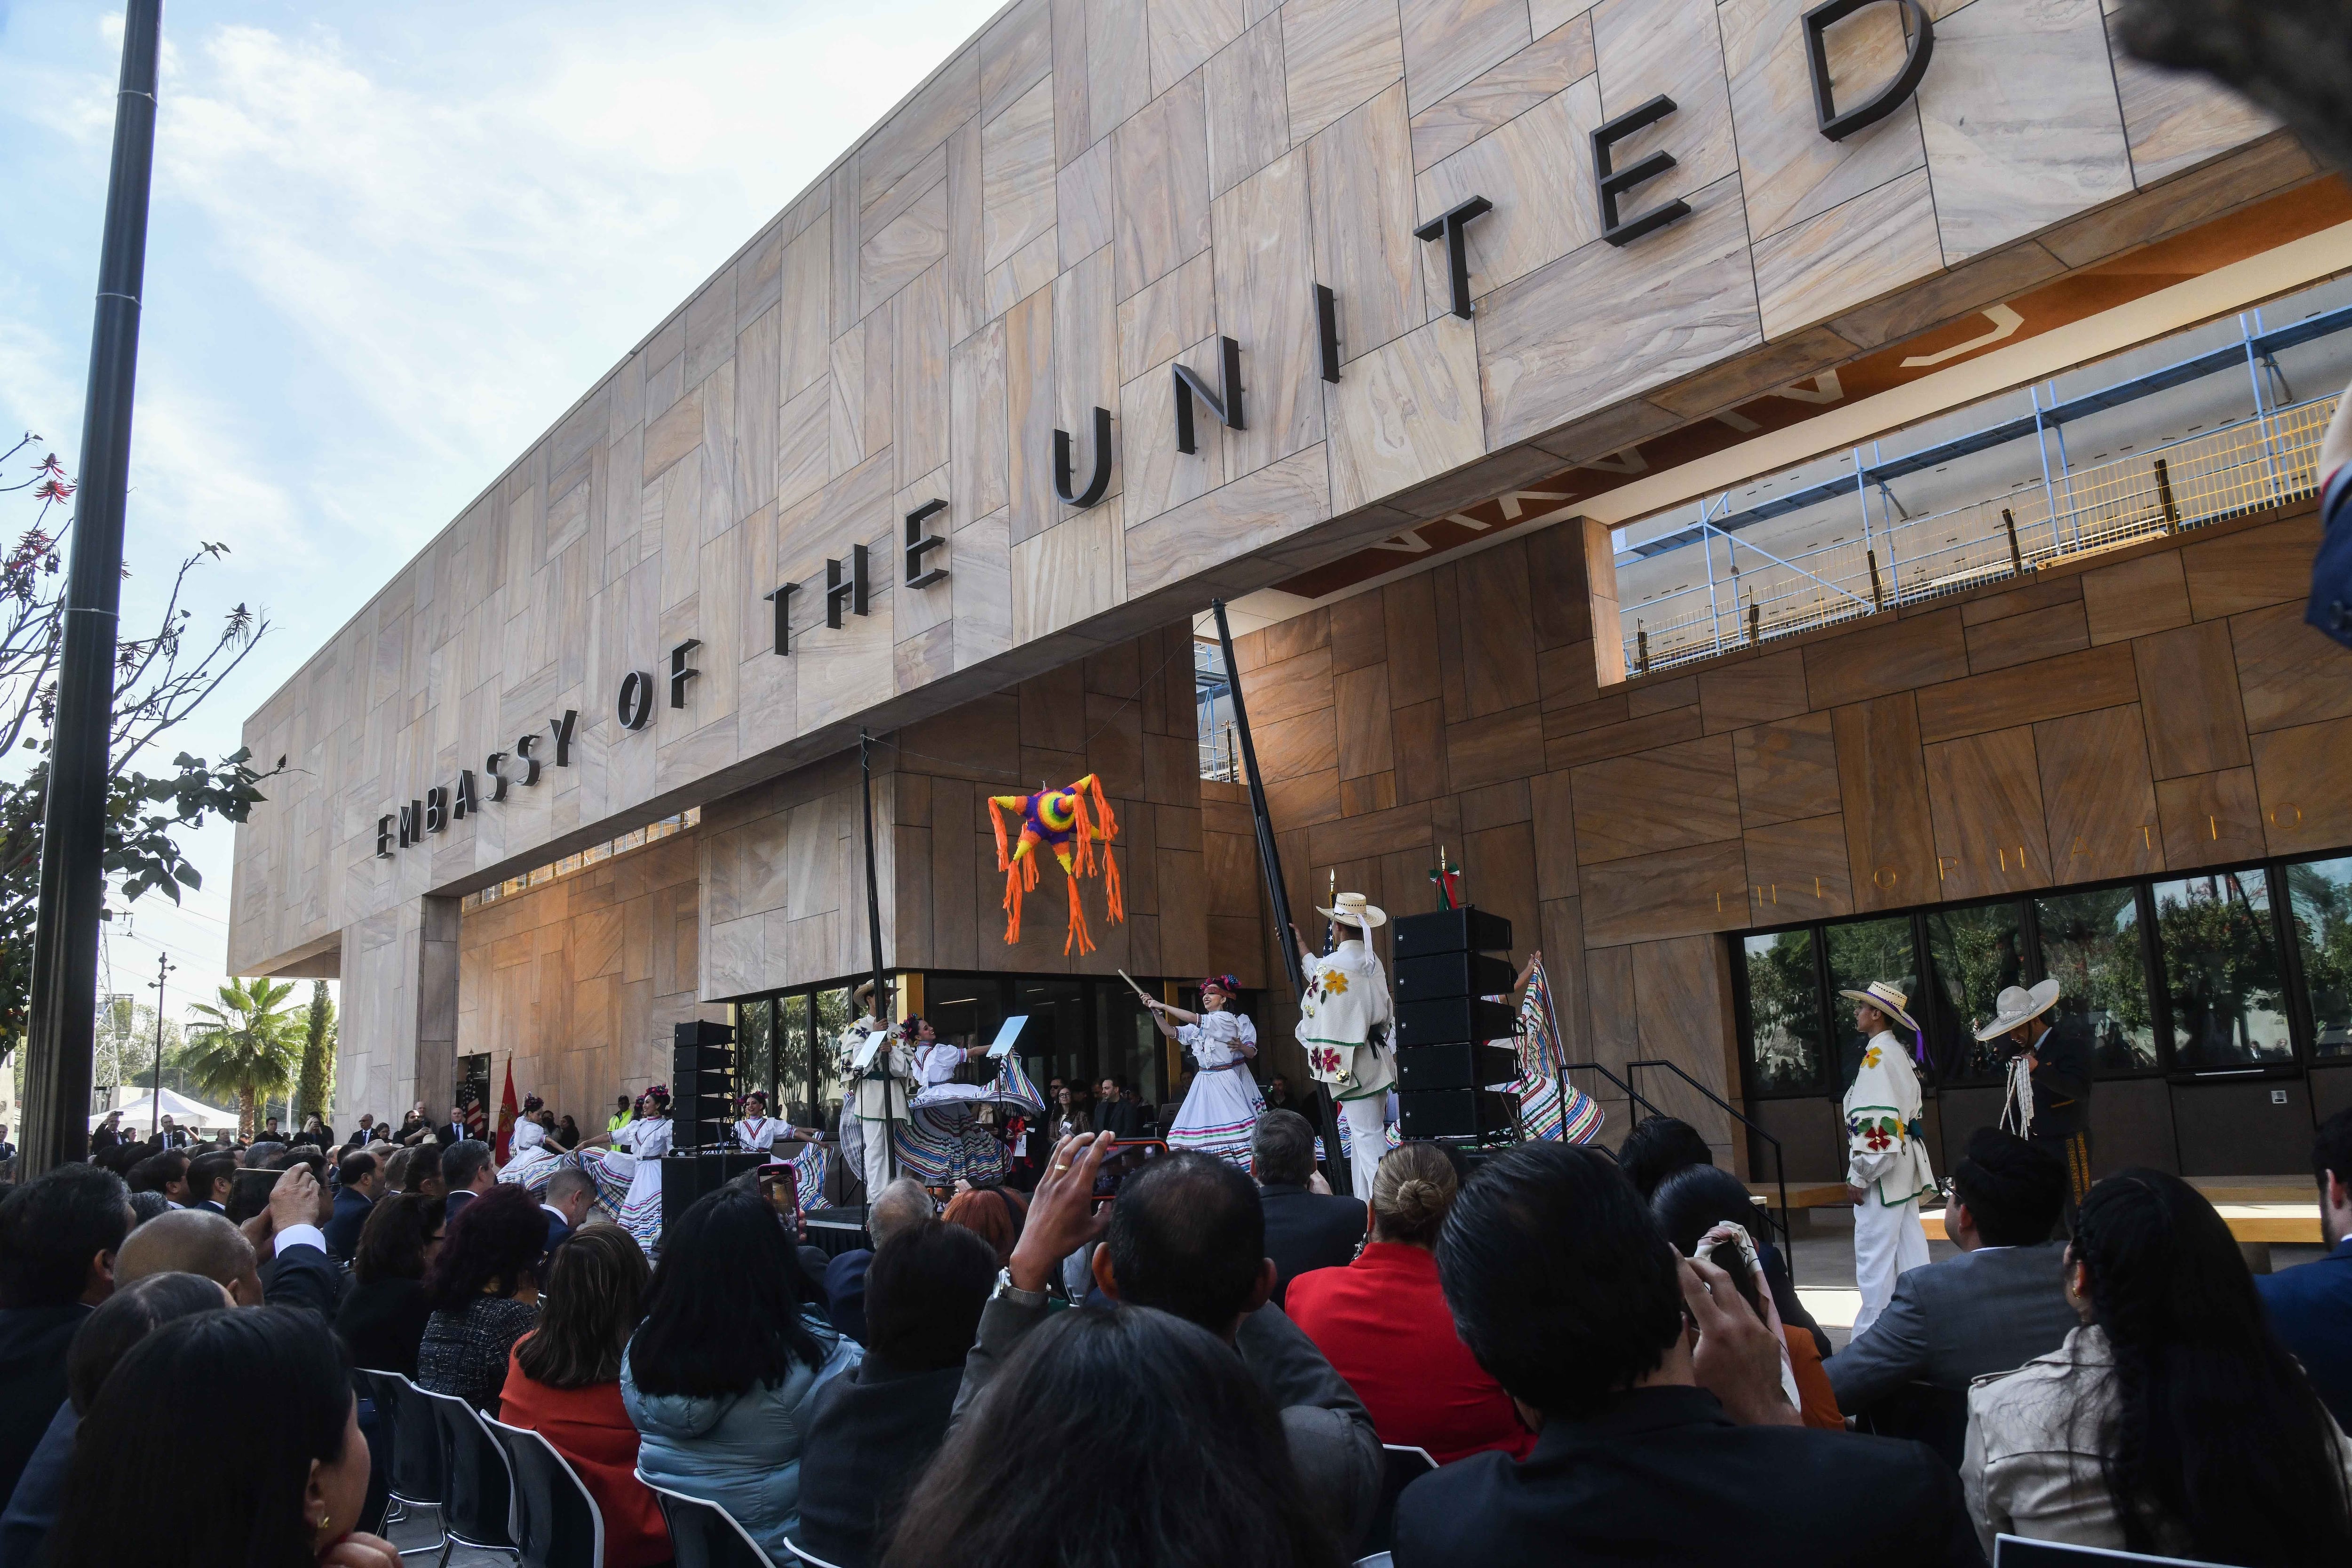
xmin=6 ymin=1097 xmax=2352 ymax=1568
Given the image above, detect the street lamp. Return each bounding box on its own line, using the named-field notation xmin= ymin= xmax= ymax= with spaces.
xmin=146 ymin=955 xmax=174 ymax=1140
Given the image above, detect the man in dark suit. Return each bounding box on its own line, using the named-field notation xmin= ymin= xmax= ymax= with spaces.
xmin=1829 ymin=1127 xmax=2076 ymax=1416
xmin=823 ymin=1178 xmax=936 ymax=1345
xmin=2258 ymin=1109 xmax=2352 ymax=1429
xmin=1392 ymin=1143 xmax=1979 ymax=1568
xmin=1250 ymin=1110 xmax=1365 ymax=1306
xmin=540 ymin=1169 xmax=597 ymax=1254
xmin=323 ymin=1149 xmax=383 ymax=1260
xmin=0 ymin=1166 xmax=131 ymax=1505
xmin=185 ymin=1151 xmax=237 ymax=1215
xmin=439 ymin=1139 xmax=495 ymax=1223
xmin=435 ymin=1103 xmax=469 ymax=1148
xmin=1090 ymin=1076 xmax=1143 ymax=1139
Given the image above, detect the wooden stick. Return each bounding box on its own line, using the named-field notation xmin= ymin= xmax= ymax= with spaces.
xmin=1115 ymin=968 xmax=1155 ymax=1003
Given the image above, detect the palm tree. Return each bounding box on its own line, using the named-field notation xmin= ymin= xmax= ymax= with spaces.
xmin=183 ymin=978 xmax=304 ymax=1137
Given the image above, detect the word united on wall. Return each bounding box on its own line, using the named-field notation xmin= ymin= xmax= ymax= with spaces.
xmin=375 ymin=0 xmax=1930 ymax=858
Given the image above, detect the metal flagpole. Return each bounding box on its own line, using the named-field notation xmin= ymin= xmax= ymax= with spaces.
xmin=23 ymin=0 xmax=165 ymax=1177
xmin=860 ymin=729 xmax=897 ymax=1181
xmin=1208 ymin=601 xmax=1349 ymax=1190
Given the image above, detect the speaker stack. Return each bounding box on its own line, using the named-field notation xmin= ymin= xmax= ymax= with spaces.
xmin=1391 ymin=906 xmax=1518 ymax=1142
xmin=661 ymin=1019 xmax=763 ymax=1235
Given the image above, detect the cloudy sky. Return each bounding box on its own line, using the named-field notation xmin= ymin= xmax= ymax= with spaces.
xmin=0 ymin=0 xmax=1004 ymax=1029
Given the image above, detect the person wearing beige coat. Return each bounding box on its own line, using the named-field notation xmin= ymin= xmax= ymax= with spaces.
xmin=1962 ymin=1171 xmax=2352 ymax=1562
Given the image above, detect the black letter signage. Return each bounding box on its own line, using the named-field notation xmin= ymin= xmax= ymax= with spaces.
xmin=514 ymin=732 xmax=542 ymax=786
xmin=618 ymin=671 xmax=654 ymax=731
xmin=398 ymin=799 xmax=422 ymax=849
xmin=485 ymin=751 xmax=510 ymax=802
xmin=1054 ymin=406 xmax=1113 ymax=508
xmin=764 ymin=582 xmax=800 ymax=655
xmin=1413 ymin=196 xmax=1494 ymax=319
xmin=376 ymin=814 xmax=395 ymax=859
xmin=825 ymin=546 xmax=870 ymax=628
xmin=1804 ymin=0 xmax=1933 ymax=141
xmin=905 ymin=499 xmax=948 ymax=589
xmin=1173 ymin=337 xmax=1245 ymax=455
xmin=1593 ymin=96 xmax=1691 ymax=247
xmin=453 ymin=769 xmax=478 ymax=820
xmin=548 ymin=708 xmax=577 ymax=767
xmin=670 ymin=639 xmax=701 ymax=708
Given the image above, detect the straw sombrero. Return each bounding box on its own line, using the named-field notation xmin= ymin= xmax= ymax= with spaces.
xmin=1837 ymin=979 xmax=1919 ymax=1035
xmin=1972 ymin=979 xmax=2061 ymax=1042
xmin=1317 ymin=891 xmax=1388 ymax=930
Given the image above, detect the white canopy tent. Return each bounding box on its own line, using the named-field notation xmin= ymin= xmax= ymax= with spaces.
xmin=91 ymin=1087 xmax=241 ymax=1135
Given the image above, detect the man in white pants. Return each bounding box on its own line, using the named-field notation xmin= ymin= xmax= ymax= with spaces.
xmin=1839 ymin=979 xmax=1936 ymax=1337
xmin=840 ymin=981 xmax=911 ymax=1201
xmin=1296 ymin=892 xmax=1395 ymax=1203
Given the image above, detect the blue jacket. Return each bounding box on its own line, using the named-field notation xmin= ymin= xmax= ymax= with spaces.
xmin=2256 ymin=1236 xmax=2352 ymax=1430
xmin=324 ymin=1187 xmax=374 ymax=1260
xmin=622 ymin=1312 xmax=860 ymax=1559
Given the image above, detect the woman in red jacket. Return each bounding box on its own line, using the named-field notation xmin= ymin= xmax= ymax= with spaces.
xmin=497 ymin=1227 xmax=671 ymax=1568
xmin=1286 ymin=1141 xmax=1535 ymax=1464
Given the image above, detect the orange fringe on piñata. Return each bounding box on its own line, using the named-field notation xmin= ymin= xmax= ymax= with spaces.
xmin=988 ymin=773 xmax=1125 ymax=955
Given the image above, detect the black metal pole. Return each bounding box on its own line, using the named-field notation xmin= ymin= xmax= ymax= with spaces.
xmin=859 ymin=729 xmax=895 ymax=1181
xmin=1211 ymin=602 xmax=1304 ymax=999
xmin=148 ymin=954 xmax=172 ymax=1141
xmin=1211 ymin=602 xmax=1352 ymax=1189
xmin=23 ymin=0 xmax=163 ymax=1178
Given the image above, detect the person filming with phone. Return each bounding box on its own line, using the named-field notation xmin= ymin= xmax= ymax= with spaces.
xmin=953 ymin=1132 xmax=1382 ymax=1553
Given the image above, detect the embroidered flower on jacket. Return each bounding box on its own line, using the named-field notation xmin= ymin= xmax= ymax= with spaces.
xmin=1322 ymin=971 xmax=1349 ymax=995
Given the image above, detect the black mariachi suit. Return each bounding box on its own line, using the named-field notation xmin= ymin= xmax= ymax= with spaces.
xmin=2028 ymin=1014 xmax=2095 ymax=1205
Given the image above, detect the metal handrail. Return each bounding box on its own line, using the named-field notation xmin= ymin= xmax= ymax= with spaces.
xmin=1624 ymin=1058 xmax=1791 ymax=1251
xmin=1557 ymin=1059 xmax=1669 ymax=1125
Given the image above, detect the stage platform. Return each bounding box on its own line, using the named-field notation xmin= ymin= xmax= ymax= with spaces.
xmin=1749 ymin=1176 xmax=2321 ymax=1245
xmin=804 ymin=1205 xmax=872 ymax=1257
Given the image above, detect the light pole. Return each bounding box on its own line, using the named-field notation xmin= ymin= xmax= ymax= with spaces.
xmin=146 ymin=954 xmax=173 ymax=1140
xmin=21 ymin=0 xmax=164 ymax=1176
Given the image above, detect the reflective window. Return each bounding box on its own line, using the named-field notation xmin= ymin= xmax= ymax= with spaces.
xmin=1741 ymin=931 xmax=1827 ymax=1094
xmin=813 ymin=987 xmax=852 ymax=1126
xmin=2287 ymin=857 xmax=2352 ymax=1058
xmin=2036 ymin=888 xmax=2156 ymax=1073
xmin=1921 ymin=904 xmax=2028 ymax=1083
xmin=928 ymin=976 xmax=1009 ymax=1074
xmin=735 ymin=999 xmax=773 ymax=1104
xmin=776 ymin=996 xmax=813 ymax=1125
xmin=1825 ymin=917 xmax=1922 ymax=1087
xmin=2153 ymin=870 xmax=2294 ymax=1069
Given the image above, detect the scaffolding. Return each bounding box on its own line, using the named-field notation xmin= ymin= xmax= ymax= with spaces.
xmin=1621 ymin=303 xmax=2349 ymax=677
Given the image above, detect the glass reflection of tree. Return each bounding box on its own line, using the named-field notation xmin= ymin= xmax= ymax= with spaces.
xmin=737 ymin=1000 xmax=774 ymax=1103
xmin=1826 ymin=917 xmax=1919 ymax=1088
xmin=1924 ymin=907 xmax=2025 ymax=1083
xmin=814 ymin=988 xmax=852 ymax=1123
xmin=775 ymin=998 xmax=812 ymax=1122
xmin=1742 ymin=933 xmax=1822 ymax=1093
xmin=2037 ymin=889 xmax=2154 ymax=1072
xmin=2158 ymin=873 xmax=2290 ymax=1067
xmin=2287 ymin=859 xmax=2352 ymax=1056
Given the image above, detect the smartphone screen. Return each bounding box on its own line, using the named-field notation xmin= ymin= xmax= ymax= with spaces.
xmin=1091 ymin=1139 xmax=1168 ymax=1205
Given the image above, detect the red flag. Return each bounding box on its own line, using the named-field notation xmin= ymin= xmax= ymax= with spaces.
xmin=494 ymin=1062 xmax=519 ymax=1162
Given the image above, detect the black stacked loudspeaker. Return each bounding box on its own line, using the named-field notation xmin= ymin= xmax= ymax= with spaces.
xmin=1391 ymin=906 xmax=1518 ymax=1141
xmin=661 ymin=1019 xmax=764 ymax=1235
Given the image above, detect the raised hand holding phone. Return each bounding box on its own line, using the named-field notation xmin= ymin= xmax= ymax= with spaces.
xmin=1007 ymin=1131 xmax=1115 ymax=1293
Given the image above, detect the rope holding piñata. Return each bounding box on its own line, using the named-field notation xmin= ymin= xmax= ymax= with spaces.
xmin=987 ymin=774 xmax=1125 ymax=955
